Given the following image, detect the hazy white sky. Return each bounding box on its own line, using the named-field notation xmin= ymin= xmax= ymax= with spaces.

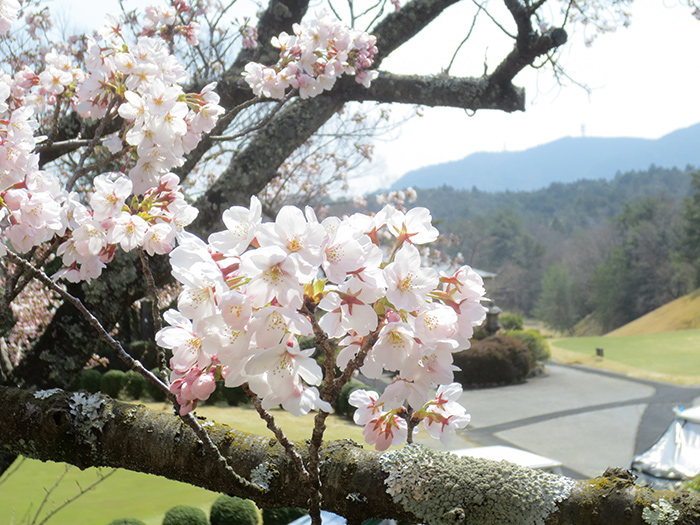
xmin=369 ymin=0 xmax=700 ymax=190
xmin=52 ymin=0 xmax=700 ymax=192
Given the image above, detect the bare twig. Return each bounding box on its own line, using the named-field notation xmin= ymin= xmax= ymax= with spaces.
xmin=30 ymin=465 xmax=71 ymax=525
xmin=34 ymin=468 xmax=118 ymax=525
xmin=0 ymin=456 xmax=25 ymax=487
xmin=208 ymin=92 xmax=293 ymax=142
xmin=66 ymin=98 xmax=120 ymax=192
xmin=445 ymin=3 xmax=483 ymax=75
xmin=241 ymin=383 xmax=311 ymax=484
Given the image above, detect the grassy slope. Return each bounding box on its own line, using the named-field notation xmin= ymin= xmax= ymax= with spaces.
xmin=550 ymin=330 xmax=700 ymax=384
xmin=550 ymin=288 xmax=700 ymax=384
xmin=606 ymin=288 xmax=700 ymax=336
xmin=0 ymin=403 xmax=370 ymax=525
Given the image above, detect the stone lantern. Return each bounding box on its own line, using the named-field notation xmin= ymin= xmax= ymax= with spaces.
xmin=484 ymin=299 xmax=502 ymax=336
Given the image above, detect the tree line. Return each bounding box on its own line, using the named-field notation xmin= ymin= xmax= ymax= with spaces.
xmin=408 ymin=165 xmax=699 ymax=332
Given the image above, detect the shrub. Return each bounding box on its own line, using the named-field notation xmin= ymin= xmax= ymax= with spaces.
xmin=210 ymin=495 xmax=262 ymax=525
xmin=262 ymin=507 xmax=308 ymax=525
xmin=505 ymin=329 xmax=551 ymax=363
xmin=100 ymin=369 xmax=126 ymax=398
xmin=470 ymin=324 xmax=488 ymax=341
xmin=145 ymin=367 xmax=168 ymax=402
xmin=453 ymin=335 xmax=531 ymax=387
xmin=107 ymin=519 xmax=146 ymax=525
xmin=79 ymin=368 xmax=103 ymax=393
xmin=124 ymin=370 xmax=147 ymax=399
xmin=335 ymin=381 xmax=365 ymax=419
xmin=500 ymin=314 xmax=524 ymax=331
xmin=162 ymin=505 xmax=208 ymax=525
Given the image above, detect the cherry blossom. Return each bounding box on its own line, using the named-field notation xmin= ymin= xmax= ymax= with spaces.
xmin=208 ymin=196 xmax=262 ymax=257
xmin=384 ymin=243 xmax=439 ymax=311
xmin=244 ymin=11 xmax=378 ymax=100
xmin=387 ymin=207 xmax=439 ymax=245
xmin=318 ymin=277 xmax=384 ymax=338
xmin=245 ymin=335 xmax=331 ymax=416
xmin=419 ymin=383 xmax=471 ymax=445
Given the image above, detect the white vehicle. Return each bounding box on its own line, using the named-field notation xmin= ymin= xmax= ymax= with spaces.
xmin=631 ymin=406 xmax=700 ymax=490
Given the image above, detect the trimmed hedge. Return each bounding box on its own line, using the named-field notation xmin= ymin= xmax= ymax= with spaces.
xmin=453 ymin=335 xmax=531 ymax=387
xmin=100 ymin=369 xmax=126 ymax=398
xmin=221 ymin=384 xmax=248 ymax=406
xmin=162 ymin=505 xmax=208 ymax=525
xmin=499 ymin=314 xmax=524 ymax=331
xmin=262 ymin=507 xmax=308 ymax=525
xmin=210 ymin=495 xmax=262 ymax=525
xmin=78 ymin=368 xmax=103 ymax=393
xmin=124 ymin=370 xmax=147 ymax=399
xmin=335 ymin=381 xmax=365 ymax=419
xmin=505 ymin=329 xmax=551 ymax=363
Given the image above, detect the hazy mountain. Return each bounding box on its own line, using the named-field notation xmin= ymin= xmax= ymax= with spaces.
xmin=390 ymin=123 xmax=700 ymax=192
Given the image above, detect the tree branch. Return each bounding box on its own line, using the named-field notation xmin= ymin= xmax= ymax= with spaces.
xmin=330 ymin=72 xmax=525 ymax=112
xmin=487 ymin=0 xmax=567 ymax=88
xmin=2 ymin=386 xmax=700 ymax=524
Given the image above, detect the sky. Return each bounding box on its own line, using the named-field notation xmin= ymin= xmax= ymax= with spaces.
xmin=50 ymin=0 xmax=700 ymax=193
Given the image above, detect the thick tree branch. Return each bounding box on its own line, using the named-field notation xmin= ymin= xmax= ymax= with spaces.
xmin=192 ymin=0 xmax=469 ymax=228
xmin=488 ymin=0 xmax=567 ymax=88
xmin=2 ymin=386 xmax=700 ymax=524
xmin=330 ymin=72 xmax=525 ymax=111
xmin=191 ymin=96 xmax=342 ymax=233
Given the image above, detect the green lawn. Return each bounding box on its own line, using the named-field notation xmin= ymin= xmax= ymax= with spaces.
xmin=551 ymin=329 xmax=700 ymax=376
xmin=0 ymin=459 xmax=218 ymax=525
xmin=0 ymin=403 xmax=370 ymax=525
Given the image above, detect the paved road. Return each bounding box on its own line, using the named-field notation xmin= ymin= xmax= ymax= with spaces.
xmin=420 ymin=363 xmax=700 ymax=479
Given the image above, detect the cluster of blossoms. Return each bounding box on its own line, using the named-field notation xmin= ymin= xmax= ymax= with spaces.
xmin=0 ymin=74 xmax=64 ymax=257
xmin=155 ymin=196 xmax=487 ymax=451
xmin=77 ymin=29 xmax=224 ymax=193
xmin=0 ymin=12 xmax=223 ymax=280
xmin=138 ymin=1 xmax=201 ymax=45
xmin=239 ymin=19 xmax=258 ymax=49
xmin=244 ymin=11 xmax=378 ymax=99
xmin=350 ymin=382 xmax=470 ymax=450
xmin=37 ymin=48 xmax=85 ymax=101
xmin=54 ymin=172 xmax=197 ymax=282
xmin=0 ymin=2 xmax=479 ymax=451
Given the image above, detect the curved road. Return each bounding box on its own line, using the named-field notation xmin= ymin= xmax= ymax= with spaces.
xmin=447 ymin=364 xmax=700 ymax=479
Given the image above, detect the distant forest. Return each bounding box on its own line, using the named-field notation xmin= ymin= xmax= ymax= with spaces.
xmin=405 ymin=165 xmax=700 ymax=333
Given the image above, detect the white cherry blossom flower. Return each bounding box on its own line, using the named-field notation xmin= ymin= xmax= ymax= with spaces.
xmin=387 ymin=207 xmax=439 ymax=245
xmin=208 ymin=196 xmax=262 ymax=256
xmin=384 ymin=244 xmax=438 ymax=311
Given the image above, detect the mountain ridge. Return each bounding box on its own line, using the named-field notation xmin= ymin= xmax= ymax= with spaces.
xmin=390 ymin=123 xmax=700 ymax=192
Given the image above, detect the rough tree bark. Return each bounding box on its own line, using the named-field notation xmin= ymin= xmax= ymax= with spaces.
xmin=2 ymin=386 xmax=698 ymax=525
